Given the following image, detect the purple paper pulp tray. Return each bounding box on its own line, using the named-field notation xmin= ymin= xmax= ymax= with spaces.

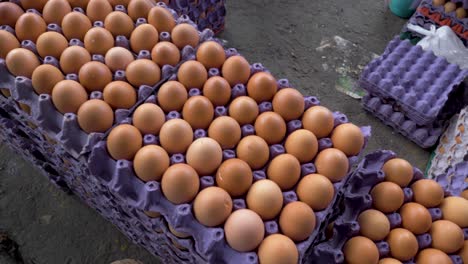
xmin=166 ymin=0 xmax=226 ymax=33
xmin=434 ymin=161 xmax=468 ymax=197
xmin=360 ymin=36 xmax=468 ymax=126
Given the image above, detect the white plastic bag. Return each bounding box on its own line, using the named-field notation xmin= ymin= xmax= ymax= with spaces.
xmin=407 ymin=24 xmax=468 ymax=69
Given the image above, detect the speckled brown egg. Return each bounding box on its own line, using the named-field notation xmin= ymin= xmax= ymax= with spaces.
xmin=203 ymin=76 xmax=231 ymax=106
xmin=411 ymin=179 xmax=444 ymax=208
xmin=272 ymin=88 xmax=304 ymax=121
xmin=343 ymin=236 xmax=379 ymax=264
xmin=186 ymin=137 xmax=222 ymax=175
xmin=15 ymin=13 xmax=47 ymax=42
xmin=182 ymin=96 xmax=214 ymax=129
xmin=20 ymin=0 xmax=48 ymax=12
xmin=382 ymin=158 xmax=414 ymax=187
xmin=104 ymin=11 xmax=134 ymax=38
xmin=77 ymin=99 xmax=114 ymax=133
xmin=62 ymin=12 xmax=92 ymax=41
xmin=196 ymin=41 xmax=226 ymax=69
xmin=302 ymin=105 xmax=334 ymax=138
xmin=126 ymin=59 xmax=161 ymax=87
xmin=0 ymin=2 xmax=24 ymax=28
xmin=43 ymin=0 xmax=71 ymax=24
xmin=416 ymin=248 xmax=452 ymax=264
xmin=371 ymin=181 xmax=404 ymax=213
xmin=104 ymin=47 xmax=135 ymax=72
xmin=358 ymin=209 xmax=390 ymax=241
xmin=151 ymin=41 xmax=181 ymax=67
xmin=431 ymin=220 xmax=464 ymax=254
xmin=193 ymin=186 xmax=232 ymax=227
xmin=106 ymin=124 xmax=143 ymax=160
xmin=440 ymin=196 xmax=468 ymax=228
xmin=130 ymin=24 xmax=158 ymax=53
xmin=67 ymin=0 xmax=90 ymax=8
xmin=228 ymin=96 xmax=259 ymax=125
xmin=216 ymin=158 xmax=253 ymax=197
xmin=51 ymin=80 xmax=88 ymax=114
xmin=60 ymin=46 xmax=92 ymax=74
xmin=148 ymin=6 xmax=176 ymax=33
xmin=5 ymin=48 xmax=40 ymax=78
xmin=314 ymin=148 xmax=349 ymax=182
xmin=133 ymin=145 xmax=169 ymax=182
xmin=258 ymin=234 xmax=298 ymax=264
xmin=379 ymin=258 xmax=402 ymax=264
xmin=103 ymin=81 xmax=137 ymax=109
xmin=236 ymin=135 xmax=269 ymax=169
xmin=177 ymin=60 xmax=208 ymax=89
xmin=161 ymin=163 xmax=199 ymax=204
xmin=331 ymin=123 xmax=364 ymax=156
xmin=297 ymin=174 xmax=334 ymax=211
xmin=247 ymin=72 xmax=277 ymax=103
xmin=267 ymin=154 xmax=301 ymax=190
xmin=279 ymin=201 xmax=316 ymax=242
xmin=132 ymin=103 xmax=165 ymax=135
xmin=400 ymin=202 xmax=432 ymax=235
xmin=224 ymin=209 xmax=265 ymax=252
xmin=84 ymin=27 xmax=115 ymax=55
xmin=387 ymin=228 xmax=418 ymax=261
xmin=86 ymin=0 xmax=112 ymax=22
xmin=0 ymin=30 xmax=20 ymax=59
xmin=246 ymin=179 xmax=283 ymax=220
xmin=32 ymin=65 xmax=64 ymax=95
xmin=36 ymin=32 xmax=68 ymax=58
xmin=221 ymin=55 xmax=251 ymax=86
xmin=171 ymin=23 xmax=199 ymax=49
xmin=284 ymin=129 xmax=318 ymax=163
xmin=127 ymin=0 xmax=153 ymax=21
xmin=79 ymin=61 xmax=113 ymax=92
xmin=159 ymin=118 xmax=193 ymax=154
xmin=208 ymin=116 xmax=241 ymax=149
xmin=157 ymin=81 xmax=188 ymax=112
xmin=255 ymin=111 xmax=286 ymax=144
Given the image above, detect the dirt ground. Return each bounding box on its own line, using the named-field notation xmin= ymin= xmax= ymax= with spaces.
xmin=0 ymin=1 xmax=428 ymax=263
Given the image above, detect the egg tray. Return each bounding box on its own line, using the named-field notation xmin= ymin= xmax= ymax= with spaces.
xmin=308 ymin=150 xmax=468 ymax=264
xmin=436 ymin=161 xmax=468 ymax=197
xmin=360 ymin=36 xmax=468 ymax=127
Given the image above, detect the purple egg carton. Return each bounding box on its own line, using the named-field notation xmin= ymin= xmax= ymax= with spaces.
xmin=166 ymin=0 xmax=226 ymax=33
xmin=360 ymin=36 xmax=468 ymax=126
xmin=434 ymin=161 xmax=468 ymax=197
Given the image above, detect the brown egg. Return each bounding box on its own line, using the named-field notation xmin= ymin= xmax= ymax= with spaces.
xmin=411 ymin=179 xmax=444 ymax=208
xmin=0 ymin=2 xmax=24 ymax=28
xmin=440 ymin=196 xmax=468 ymax=228
xmin=103 ymin=81 xmax=136 ymax=109
xmin=193 ymin=187 xmax=232 ymax=227
xmin=108 ymin=0 xmax=131 ymax=7
xmin=159 ymin=119 xmax=193 ymax=154
xmin=104 ymin=11 xmax=134 ymax=38
xmin=224 ymin=209 xmax=265 ymax=252
xmin=51 ymin=80 xmax=88 ymax=114
xmin=151 ymin=41 xmax=181 ymax=67
xmin=221 ymin=55 xmax=251 ymax=86
xmin=148 ymin=6 xmax=176 ymax=33
xmin=177 ymin=60 xmax=208 ymax=89
xmin=216 ymin=158 xmax=253 ymax=197
xmin=284 ymin=129 xmax=318 ymax=163
xmin=460 ymin=240 xmax=468 ymax=264
xmin=182 ymin=95 xmax=214 ymax=129
xmin=86 ymin=0 xmax=113 ymax=22
xmin=171 ymin=23 xmax=199 ymax=49
xmin=272 ymin=88 xmax=304 ymax=121
xmin=79 ymin=61 xmax=112 ymax=92
xmin=343 ymin=236 xmax=379 ymax=264
xmin=77 ymin=99 xmax=114 ymax=133
xmin=67 ymin=0 xmax=90 ymax=8
xmin=279 ymin=201 xmax=316 ymax=242
xmin=379 ymin=258 xmax=402 ymax=264
xmin=246 ymin=72 xmax=277 ymax=103
xmin=84 ymin=27 xmax=115 ymax=55
xmin=203 ymin=76 xmax=231 ymax=106
xmin=445 ymin=2 xmax=456 ymax=12
xmin=0 ymin=30 xmax=20 ymax=59
xmin=157 ymin=81 xmax=188 ymax=112
xmin=62 ymin=12 xmax=92 ymax=41
xmin=126 ymin=59 xmax=161 ymax=87
xmin=127 ymin=0 xmax=153 ymax=21
xmin=331 ymin=123 xmax=364 ymax=156
xmin=314 ymin=148 xmax=349 ymax=182
xmin=132 ymin=103 xmax=165 ymax=135
xmin=5 ymin=48 xmax=40 ymax=78
xmin=133 ymin=145 xmax=169 ymax=182
xmin=462 ymin=189 xmax=468 ymax=199
xmin=297 ymin=174 xmax=334 ymax=211
xmin=416 ymin=248 xmax=452 ymax=264
xmin=15 ymin=13 xmax=47 ymax=42
xmin=106 ymin=124 xmax=143 ymax=160
xmin=228 ymin=96 xmax=259 ymax=125
xmin=104 ymin=47 xmax=135 ymax=72
xmin=400 ymin=202 xmax=432 ymax=235
xmin=267 ymin=154 xmax=300 ymax=190
xmin=456 ymin=7 xmax=467 ymax=18
xmin=432 ymin=0 xmax=446 ymax=6
xmin=186 ymin=137 xmax=222 ymax=175
xmin=382 ymin=158 xmax=414 ymax=187
xmin=258 ymin=234 xmax=298 ymax=264
xmin=32 ymin=65 xmax=64 ymax=95
xmin=43 ymin=0 xmax=71 ymax=24
xmin=255 ymin=111 xmax=286 ymax=144
xmin=60 ymin=46 xmax=92 ymax=74
xmin=358 ymin=209 xmax=390 ymax=241
xmin=20 ymin=0 xmax=48 ymax=12
xmin=371 ymin=181 xmax=404 ymax=213
xmin=302 ymin=106 xmax=334 ymax=138
xmin=196 ymin=41 xmax=226 ymax=69
xmin=130 ymin=24 xmax=158 ymax=53
xmin=246 ymin=179 xmax=283 ymax=220
xmin=208 ymin=116 xmax=241 ymax=149
xmin=236 ymin=135 xmax=269 ymax=169
xmin=36 ymin=32 xmax=68 ymax=58
xmin=431 ymin=220 xmax=464 ymax=253
xmin=161 ymin=163 xmax=199 ymax=204
xmin=387 ymin=228 xmax=418 ymax=261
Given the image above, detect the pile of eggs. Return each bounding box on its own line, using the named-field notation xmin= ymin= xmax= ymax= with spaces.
xmin=342 ymin=158 xmax=468 ymax=264
xmin=433 ymin=0 xmax=467 ymax=18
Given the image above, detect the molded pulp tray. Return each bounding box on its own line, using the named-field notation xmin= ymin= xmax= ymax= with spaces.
xmin=360 ymin=36 xmax=468 ymax=126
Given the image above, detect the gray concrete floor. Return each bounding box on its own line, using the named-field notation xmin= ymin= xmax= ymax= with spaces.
xmin=0 ymin=1 xmax=429 ymax=263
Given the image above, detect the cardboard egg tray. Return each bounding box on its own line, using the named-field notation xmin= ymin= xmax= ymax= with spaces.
xmin=309 ymin=150 xmax=468 ymax=264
